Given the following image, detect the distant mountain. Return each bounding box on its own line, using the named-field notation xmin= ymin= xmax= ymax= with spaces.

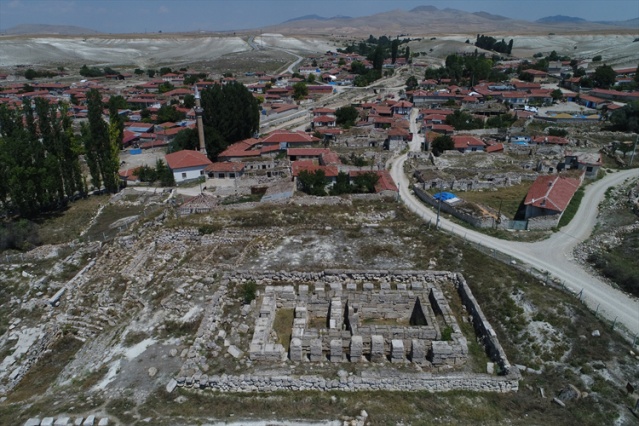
xmin=473 ymin=11 xmax=510 ymax=21
xmin=2 ymin=24 xmax=101 ymax=35
xmin=283 ymin=14 xmax=351 ymax=23
xmin=536 ymin=15 xmax=587 ymax=24
xmin=595 ymin=17 xmax=639 ymax=28
xmin=268 ymin=6 xmax=621 ymax=35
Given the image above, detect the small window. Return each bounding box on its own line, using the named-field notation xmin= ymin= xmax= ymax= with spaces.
xmin=181 ymin=172 xmax=187 ymax=179
xmin=586 ymin=166 xmax=593 ymax=172
xmin=229 ymin=173 xmax=235 ymax=178
xmin=200 ymin=170 xmax=204 ymax=175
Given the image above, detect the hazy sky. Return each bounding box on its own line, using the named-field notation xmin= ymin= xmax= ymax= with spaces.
xmin=1 ymin=0 xmax=637 ymax=33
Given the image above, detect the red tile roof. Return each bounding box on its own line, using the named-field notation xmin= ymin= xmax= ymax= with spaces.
xmin=292 ymin=160 xmax=338 ymax=178
xmin=453 ymin=135 xmax=485 ymax=149
xmin=287 ymin=148 xmax=330 ymax=157
xmin=205 ymin=162 xmax=245 ymax=173
xmin=261 ymin=130 xmax=318 ymax=144
xmin=165 ymin=150 xmax=212 ymax=170
xmin=531 ymin=136 xmax=569 ymax=145
xmin=524 ymin=175 xmax=581 ymax=213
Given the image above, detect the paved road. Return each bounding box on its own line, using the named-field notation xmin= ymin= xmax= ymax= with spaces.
xmin=392 ymin=109 xmax=639 ymax=336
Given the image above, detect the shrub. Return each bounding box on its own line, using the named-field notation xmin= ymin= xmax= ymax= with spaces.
xmin=242 ymin=280 xmax=257 ymax=304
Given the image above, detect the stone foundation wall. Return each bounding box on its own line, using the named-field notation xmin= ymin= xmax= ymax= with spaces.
xmin=454 ymin=274 xmax=512 ymax=374
xmin=177 ymin=371 xmax=520 ymax=393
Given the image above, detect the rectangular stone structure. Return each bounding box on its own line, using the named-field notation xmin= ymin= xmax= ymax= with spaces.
xmin=370 ymin=335 xmax=385 ymax=362
xmin=289 ymin=337 xmax=303 ymax=362
xmin=411 ymin=339 xmax=426 ymax=363
xmin=391 ymin=339 xmax=405 ymax=363
xmin=310 ymin=338 xmax=323 ymax=362
xmin=330 ymin=339 xmax=343 ymax=362
xmin=350 ymin=335 xmax=363 ymax=362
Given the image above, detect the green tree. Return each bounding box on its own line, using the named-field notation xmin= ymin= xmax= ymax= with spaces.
xmin=551 ymin=89 xmax=564 ymax=101
xmin=167 ymin=127 xmax=199 ymax=152
xmin=158 ymin=82 xmax=174 ymax=94
xmin=608 ymin=101 xmax=639 ymax=133
xmin=293 ymin=81 xmax=308 ymax=101
xmin=82 ymin=89 xmax=120 ymax=193
xmin=592 ymin=55 xmax=602 ymax=62
xmin=351 ymin=172 xmax=379 ymax=193
xmin=183 ymin=94 xmax=195 ymax=109
xmin=298 ymin=169 xmax=328 ymax=196
xmin=159 ymin=67 xmax=173 ymax=76
xmin=404 ymin=46 xmax=411 ymax=61
xmin=592 ymin=64 xmax=616 ymax=88
xmin=431 ymin=135 xmax=454 ymax=156
xmin=155 ymin=159 xmax=175 ymax=186
xmin=134 ymin=68 xmax=145 ymax=75
xmin=147 ymin=69 xmax=156 ymax=78
xmin=306 ymin=73 xmax=316 ymax=84
xmin=445 ymin=110 xmax=483 ymax=130
xmin=156 ymin=105 xmax=185 ymax=123
xmin=372 ymin=45 xmax=385 ymax=72
xmin=335 ymin=106 xmax=359 ymax=128
xmin=405 ymin=76 xmax=418 ymax=91
xmin=391 ymin=39 xmax=399 ymax=64
xmin=199 ymin=81 xmax=260 ymax=161
xmin=0 ymin=100 xmax=84 ymax=217
xmin=330 ymin=172 xmax=352 ymax=195
xmin=24 ymin=69 xmax=37 ymax=80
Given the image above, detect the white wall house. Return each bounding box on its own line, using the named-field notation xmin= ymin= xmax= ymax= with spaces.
xmin=165 ymin=150 xmax=212 ymax=183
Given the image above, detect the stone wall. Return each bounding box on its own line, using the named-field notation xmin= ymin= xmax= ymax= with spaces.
xmin=527 ymin=214 xmax=560 ymax=230
xmin=171 ymin=269 xmax=521 ymax=394
xmin=178 ymin=370 xmax=520 ymax=393
xmin=454 ymin=274 xmax=513 ymax=375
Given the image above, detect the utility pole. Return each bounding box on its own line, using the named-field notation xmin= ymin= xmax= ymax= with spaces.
xmin=436 ymin=196 xmax=442 ymax=229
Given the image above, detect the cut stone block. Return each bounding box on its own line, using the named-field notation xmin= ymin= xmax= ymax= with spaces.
xmin=370 ymin=335 xmax=385 ymax=362
xmin=350 ymin=335 xmax=363 ymax=361
xmin=330 ymin=339 xmax=343 ymax=362
xmin=310 ymin=338 xmax=323 ymax=362
xmin=289 ymin=337 xmax=303 ymax=362
xmin=391 ymin=339 xmax=405 ymax=363
xmin=411 ymin=339 xmax=426 ymax=363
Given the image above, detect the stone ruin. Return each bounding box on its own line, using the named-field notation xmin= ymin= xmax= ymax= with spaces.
xmin=249 ymin=279 xmax=467 ymax=367
xmin=171 ymin=270 xmax=521 ymax=393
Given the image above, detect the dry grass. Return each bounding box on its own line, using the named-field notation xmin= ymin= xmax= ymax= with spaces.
xmin=7 ymin=334 xmax=83 ymax=402
xmin=273 ymin=308 xmax=294 ymax=346
xmin=36 ymin=195 xmax=108 ymax=245
xmin=456 ymin=182 xmax=530 ymax=219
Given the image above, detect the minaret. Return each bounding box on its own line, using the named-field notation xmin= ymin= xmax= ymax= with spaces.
xmin=194 ymin=85 xmax=206 ymax=153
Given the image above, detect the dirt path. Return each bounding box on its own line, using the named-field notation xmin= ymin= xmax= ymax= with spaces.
xmin=392 ymin=112 xmax=639 ymax=336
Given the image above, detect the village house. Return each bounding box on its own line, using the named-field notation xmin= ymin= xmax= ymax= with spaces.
xmin=165 ymin=150 xmax=212 ymax=183
xmin=205 ymin=162 xmax=245 ymax=179
xmin=452 ymin=135 xmax=486 ymax=153
xmin=563 ymin=151 xmax=602 ymax=179
xmin=523 ymin=175 xmax=582 ymax=220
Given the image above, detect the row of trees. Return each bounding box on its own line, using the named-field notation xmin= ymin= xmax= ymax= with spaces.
xmin=297 ymin=170 xmax=379 ymax=196
xmin=475 ymin=35 xmax=513 ymax=55
xmin=0 ymin=99 xmax=86 ymax=217
xmin=424 ymin=53 xmax=507 ymax=85
xmin=0 ymin=88 xmax=123 ymax=218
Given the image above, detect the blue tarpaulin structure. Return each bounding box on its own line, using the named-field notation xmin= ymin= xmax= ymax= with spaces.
xmin=433 ymin=192 xmax=457 ymax=201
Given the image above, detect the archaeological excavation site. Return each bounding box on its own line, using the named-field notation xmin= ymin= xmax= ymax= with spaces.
xmin=173 ymin=270 xmax=520 ymax=393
